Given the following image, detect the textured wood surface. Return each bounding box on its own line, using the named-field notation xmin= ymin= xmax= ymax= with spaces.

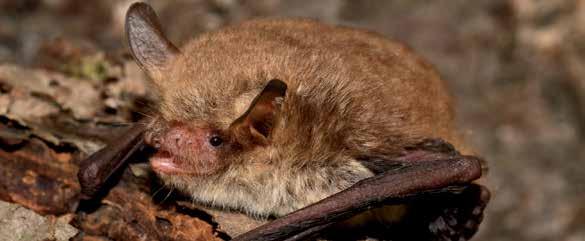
xmin=0 ymin=65 xmax=227 ymax=241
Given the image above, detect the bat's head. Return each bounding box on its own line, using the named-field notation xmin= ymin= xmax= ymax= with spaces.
xmin=126 ymin=3 xmax=291 ymax=170
xmin=142 ymin=78 xmax=287 ymax=177
xmin=125 ymin=2 xmax=287 ymax=176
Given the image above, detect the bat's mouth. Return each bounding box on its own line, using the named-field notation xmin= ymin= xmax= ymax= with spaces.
xmin=150 ymin=151 xmax=190 ymax=175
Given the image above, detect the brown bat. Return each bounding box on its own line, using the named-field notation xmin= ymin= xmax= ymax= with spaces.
xmin=78 ymin=2 xmax=490 ymax=241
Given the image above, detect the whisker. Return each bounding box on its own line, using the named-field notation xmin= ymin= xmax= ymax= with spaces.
xmin=152 ymin=185 xmax=166 ymax=198
xmin=162 ymin=187 xmax=175 ymax=203
xmin=135 ymin=110 xmax=155 ymax=119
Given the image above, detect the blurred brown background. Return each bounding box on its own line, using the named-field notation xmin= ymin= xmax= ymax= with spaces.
xmin=0 ymin=0 xmax=584 ymax=241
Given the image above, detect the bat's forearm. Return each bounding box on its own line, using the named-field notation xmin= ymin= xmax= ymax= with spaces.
xmin=77 ymin=123 xmax=147 ymax=199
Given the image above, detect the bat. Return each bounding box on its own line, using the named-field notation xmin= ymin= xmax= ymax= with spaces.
xmin=78 ymin=2 xmax=490 ymax=240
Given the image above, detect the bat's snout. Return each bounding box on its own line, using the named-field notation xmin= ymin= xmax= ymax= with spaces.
xmin=145 ymin=122 xmax=226 ymax=176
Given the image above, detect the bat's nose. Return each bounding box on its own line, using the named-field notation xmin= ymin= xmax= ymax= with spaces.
xmin=161 ymin=127 xmax=194 ymax=153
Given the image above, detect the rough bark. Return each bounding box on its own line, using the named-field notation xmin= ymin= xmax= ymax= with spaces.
xmin=0 ymin=65 xmax=234 ymax=240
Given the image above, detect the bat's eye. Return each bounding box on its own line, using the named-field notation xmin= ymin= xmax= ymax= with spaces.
xmin=209 ymin=136 xmax=223 ymax=147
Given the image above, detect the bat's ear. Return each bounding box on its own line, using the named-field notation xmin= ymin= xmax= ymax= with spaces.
xmin=125 ymin=2 xmax=180 ymax=80
xmin=231 ymin=79 xmax=287 ymax=145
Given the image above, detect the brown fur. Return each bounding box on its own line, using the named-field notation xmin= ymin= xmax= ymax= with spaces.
xmin=130 ymin=14 xmax=463 ymax=217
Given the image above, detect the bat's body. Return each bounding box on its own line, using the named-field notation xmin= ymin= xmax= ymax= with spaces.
xmin=78 ymin=3 xmax=489 ymax=241
xmin=146 ymin=18 xmax=460 ymax=217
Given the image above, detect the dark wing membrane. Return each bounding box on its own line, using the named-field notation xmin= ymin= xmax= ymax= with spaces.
xmin=396 ymin=183 xmax=490 ymax=241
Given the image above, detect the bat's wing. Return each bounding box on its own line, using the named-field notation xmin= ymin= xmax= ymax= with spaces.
xmin=233 ymin=139 xmax=489 ymax=241
xmin=390 ymin=183 xmax=489 ymax=241
xmin=77 ymin=123 xmax=147 ymax=199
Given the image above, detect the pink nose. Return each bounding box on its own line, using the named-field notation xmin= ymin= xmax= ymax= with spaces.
xmin=160 ymin=127 xmax=195 ymax=153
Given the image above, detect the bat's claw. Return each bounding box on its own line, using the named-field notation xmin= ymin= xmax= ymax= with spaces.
xmin=427 ymin=184 xmax=490 ymax=241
